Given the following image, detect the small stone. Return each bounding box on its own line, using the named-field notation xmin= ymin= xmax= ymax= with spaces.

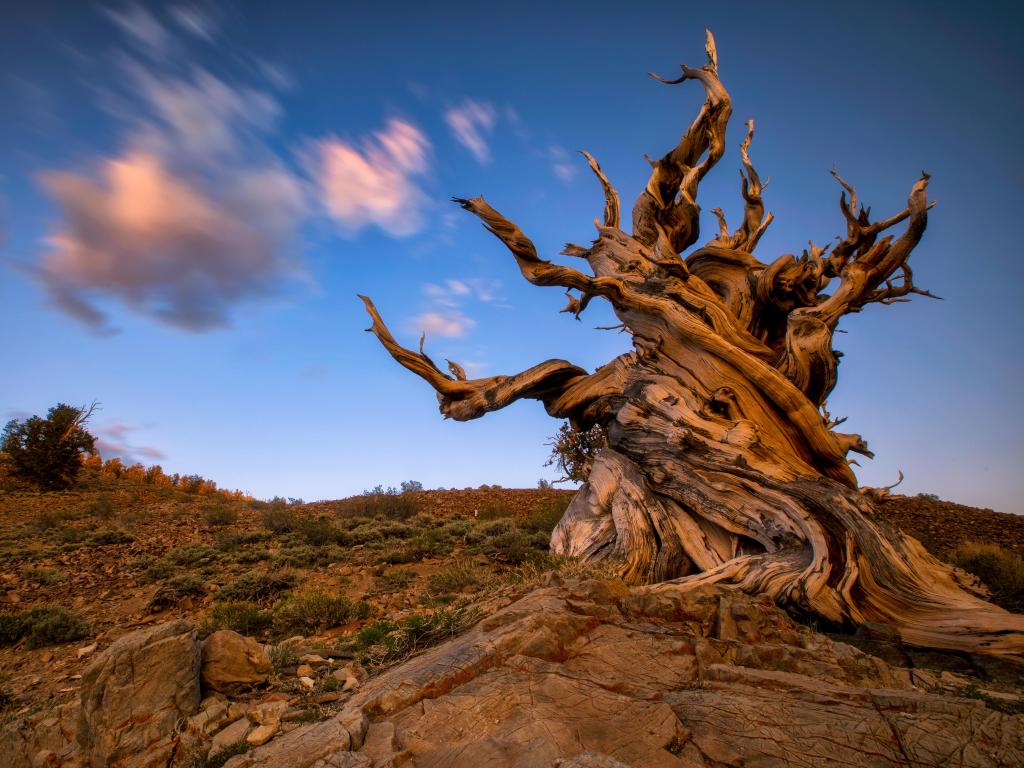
xmin=76 ymin=642 xmax=98 ymax=659
xmin=298 ymin=676 xmax=315 ymax=690
xmin=248 ymin=699 xmax=289 ymax=725
xmin=299 ymin=654 xmax=328 ymax=665
xmin=246 ymin=722 xmax=279 ymax=746
xmin=208 ymin=717 xmax=251 ymax=756
xmin=296 ymin=664 xmax=315 ymax=677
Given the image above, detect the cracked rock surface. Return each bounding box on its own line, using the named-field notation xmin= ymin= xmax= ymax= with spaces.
xmin=226 ymin=579 xmax=1024 ymax=768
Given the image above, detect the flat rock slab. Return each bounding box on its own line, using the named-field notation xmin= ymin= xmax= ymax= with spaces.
xmin=227 ymin=580 xmax=1024 ymax=768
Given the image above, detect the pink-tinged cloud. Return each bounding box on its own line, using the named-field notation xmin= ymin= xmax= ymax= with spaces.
xmin=445 ymin=99 xmax=497 ymax=164
xmin=36 ymin=152 xmax=303 ymax=332
xmin=411 ymin=310 xmax=475 ymax=338
xmin=316 ymin=119 xmax=431 ymax=237
xmin=95 ymin=420 xmax=168 ymax=465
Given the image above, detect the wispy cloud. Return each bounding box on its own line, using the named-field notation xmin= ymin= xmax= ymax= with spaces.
xmin=37 ymin=152 xmax=302 ymax=332
xmin=169 ymin=4 xmax=220 ymax=41
xmin=549 ymin=145 xmax=576 ymax=182
xmin=31 ymin=6 xmax=305 ymax=333
xmin=408 ymin=276 xmax=501 ymax=338
xmin=423 ymin=278 xmax=501 ymax=307
xmin=103 ymin=5 xmax=172 ymax=56
xmin=445 ymin=99 xmax=497 ymax=164
xmin=410 ymin=310 xmax=476 ymax=338
xmin=315 ymin=119 xmax=431 ymax=237
xmin=95 ymin=421 xmax=167 ymax=465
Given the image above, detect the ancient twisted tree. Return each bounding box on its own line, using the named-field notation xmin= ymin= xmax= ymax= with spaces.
xmin=360 ymin=33 xmax=1024 ymax=655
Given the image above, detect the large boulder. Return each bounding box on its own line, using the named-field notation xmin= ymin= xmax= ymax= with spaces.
xmin=201 ymin=630 xmax=272 ymax=694
xmin=227 ymin=580 xmax=1024 ymax=768
xmin=77 ymin=620 xmax=200 ymax=768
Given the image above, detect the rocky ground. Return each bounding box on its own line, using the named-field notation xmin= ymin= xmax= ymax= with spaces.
xmin=1 ymin=471 xmax=1023 ymax=766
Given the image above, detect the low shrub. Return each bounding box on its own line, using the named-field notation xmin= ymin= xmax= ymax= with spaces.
xmin=23 ymin=566 xmax=62 ymax=585
xmin=195 ymin=740 xmax=250 ymax=768
xmin=213 ymin=531 xmax=266 ymax=552
xmin=951 ymin=542 xmax=1024 ymax=613
xmin=86 ymin=529 xmax=134 ymax=546
xmin=295 ymin=517 xmax=345 ymax=547
xmin=344 ymin=487 xmax=422 ymax=521
xmin=353 ymin=605 xmax=481 ymax=667
xmin=164 ymin=544 xmax=221 ymax=568
xmin=261 ymin=505 xmax=299 ymax=534
xmin=427 ymin=560 xmax=479 ymax=596
xmin=34 ymin=508 xmax=76 ymax=532
xmin=204 ymin=505 xmax=238 ymax=526
xmin=207 ymin=602 xmax=273 ymax=636
xmin=0 ymin=606 xmax=90 ymax=648
xmin=150 ymin=574 xmax=207 ymax=610
xmin=373 ymin=569 xmax=417 ymax=593
xmin=86 ymin=495 xmax=116 ymax=519
xmin=270 ymin=545 xmax=347 ymax=569
xmin=216 ymin=571 xmax=298 ymax=604
xmin=273 ymin=590 xmax=372 ymax=636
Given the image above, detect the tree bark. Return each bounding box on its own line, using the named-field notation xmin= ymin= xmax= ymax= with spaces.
xmin=359 ymin=32 xmax=1024 ymax=656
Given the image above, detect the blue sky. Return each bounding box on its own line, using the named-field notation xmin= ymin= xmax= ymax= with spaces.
xmin=1 ymin=1 xmax=1022 ymax=512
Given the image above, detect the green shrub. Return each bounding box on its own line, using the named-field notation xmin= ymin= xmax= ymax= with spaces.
xmin=951 ymin=542 xmax=1024 ymax=613
xmin=378 ymin=532 xmax=453 ymax=565
xmin=24 ymin=567 xmax=62 ymax=585
xmin=1 ymin=403 xmax=97 ymax=490
xmin=353 ymin=606 xmax=480 ymax=667
xmin=427 ymin=560 xmax=479 ymax=596
xmin=261 ymin=505 xmax=299 ymax=534
xmin=213 ymin=531 xmax=266 ymax=552
xmin=196 ymin=740 xmax=250 ymax=768
xmin=207 ymin=602 xmax=273 ymax=636
xmin=150 ymin=574 xmax=207 ymax=610
xmin=373 ymin=569 xmax=417 ymax=593
xmin=273 ymin=590 xmax=372 ymax=636
xmin=204 ymin=505 xmax=238 ymax=526
xmin=520 ymin=500 xmax=569 ymax=535
xmin=165 ymin=544 xmax=221 ymax=567
xmin=86 ymin=495 xmax=116 ymax=519
xmin=465 ymin=518 xmax=549 ymax=564
xmin=34 ymin=508 xmax=76 ymax=532
xmin=86 ymin=529 xmax=134 ymax=546
xmin=345 ymin=487 xmax=422 ymax=521
xmin=216 ymin=572 xmax=297 ymax=604
xmin=0 ymin=606 xmax=90 ymax=648
xmin=295 ymin=517 xmax=345 ymax=547
xmin=0 ymin=678 xmax=12 ymax=713
xmin=271 ymin=545 xmax=347 ymax=569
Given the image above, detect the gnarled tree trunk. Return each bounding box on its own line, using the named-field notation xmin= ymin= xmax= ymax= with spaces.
xmin=359 ymin=32 xmax=1024 ymax=656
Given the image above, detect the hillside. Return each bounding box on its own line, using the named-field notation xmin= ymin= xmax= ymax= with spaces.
xmin=1 ymin=471 xmax=1023 ymax=766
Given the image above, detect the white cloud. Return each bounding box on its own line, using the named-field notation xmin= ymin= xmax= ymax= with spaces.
xmin=550 ymin=145 xmax=577 ymax=182
xmin=316 ymin=119 xmax=431 ymax=237
xmin=37 ymin=152 xmax=303 ymax=332
xmin=445 ymin=99 xmax=497 ymax=164
xmin=33 ymin=15 xmax=305 ymax=333
xmin=169 ymin=4 xmax=220 ymax=40
xmin=423 ymin=278 xmax=500 ymax=307
xmin=411 ymin=310 xmax=476 ymax=338
xmin=95 ymin=421 xmax=167 ymax=465
xmin=104 ymin=5 xmax=172 ymax=56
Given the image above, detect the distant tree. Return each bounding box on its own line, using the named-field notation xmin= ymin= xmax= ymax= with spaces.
xmin=537 ymin=479 xmax=552 ymax=490
xmin=1 ymin=403 xmax=97 ymax=490
xmin=400 ymin=480 xmax=424 ymax=493
xmin=545 ymin=422 xmax=607 ymax=483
